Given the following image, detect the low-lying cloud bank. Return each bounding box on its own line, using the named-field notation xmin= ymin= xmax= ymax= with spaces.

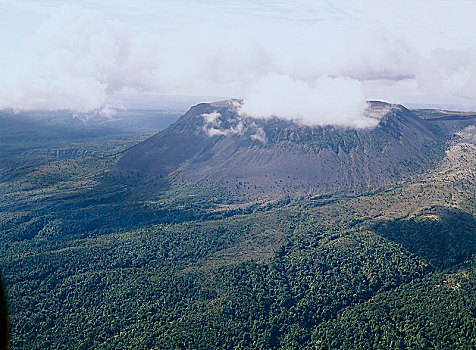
xmin=1 ymin=2 xmax=476 ymax=127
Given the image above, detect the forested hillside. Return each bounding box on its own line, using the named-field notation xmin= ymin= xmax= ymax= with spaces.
xmin=0 ymin=107 xmax=475 ymax=349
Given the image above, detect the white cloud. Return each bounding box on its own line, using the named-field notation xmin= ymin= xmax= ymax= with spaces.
xmin=0 ymin=4 xmax=158 ymax=111
xmin=1 ymin=1 xmax=476 ymax=122
xmin=416 ymin=49 xmax=476 ymax=106
xmin=99 ymin=105 xmax=117 ymax=119
xmin=201 ymin=110 xmax=267 ymax=141
xmin=201 ymin=111 xmax=245 ymax=137
xmin=240 ymin=74 xmax=375 ymax=128
xmin=201 ymin=111 xmax=222 ymax=124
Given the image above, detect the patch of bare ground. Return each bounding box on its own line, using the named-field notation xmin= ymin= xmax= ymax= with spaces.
xmin=183 ymin=228 xmax=284 ymax=272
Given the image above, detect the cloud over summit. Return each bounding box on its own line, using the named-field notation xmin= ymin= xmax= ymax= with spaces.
xmin=240 ymin=75 xmax=373 ymax=128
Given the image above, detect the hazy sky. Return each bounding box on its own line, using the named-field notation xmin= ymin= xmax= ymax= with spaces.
xmin=1 ymin=1 xmax=476 ymax=124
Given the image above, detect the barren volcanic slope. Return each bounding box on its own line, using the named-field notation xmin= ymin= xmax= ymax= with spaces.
xmin=115 ymin=100 xmax=445 ymax=200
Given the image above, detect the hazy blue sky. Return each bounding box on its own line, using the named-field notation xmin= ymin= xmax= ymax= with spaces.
xmin=1 ymin=0 xmax=476 ymax=121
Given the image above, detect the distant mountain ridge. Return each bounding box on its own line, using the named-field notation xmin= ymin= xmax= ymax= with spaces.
xmin=114 ymin=100 xmax=451 ymax=200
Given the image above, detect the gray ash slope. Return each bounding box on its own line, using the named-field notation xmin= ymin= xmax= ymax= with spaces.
xmin=114 ymin=100 xmax=450 ymax=200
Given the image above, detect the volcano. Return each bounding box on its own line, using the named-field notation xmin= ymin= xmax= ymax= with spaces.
xmin=114 ymin=100 xmax=448 ymax=199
